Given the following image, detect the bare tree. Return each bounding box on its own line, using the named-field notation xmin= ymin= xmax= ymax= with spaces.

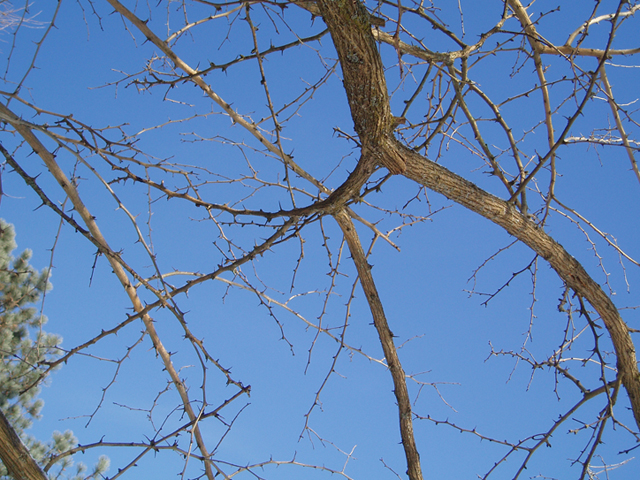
xmin=1 ymin=0 xmax=639 ymax=479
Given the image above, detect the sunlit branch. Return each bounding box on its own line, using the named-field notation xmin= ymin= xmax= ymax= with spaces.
xmin=599 ymin=66 xmax=640 ymax=185
xmin=0 ymin=102 xmax=225 ymax=480
xmin=398 ymin=143 xmax=640 ymax=430
xmin=334 ymin=209 xmax=423 ymax=480
xmin=565 ymin=5 xmax=640 ymax=50
xmin=105 ymin=0 xmax=329 ymax=198
xmin=552 ymin=199 xmax=638 ymax=278
xmin=165 ymin=4 xmax=245 ymax=44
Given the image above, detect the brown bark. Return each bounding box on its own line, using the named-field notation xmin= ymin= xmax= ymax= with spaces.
xmin=395 ymin=142 xmax=640 ymax=428
xmin=0 ymin=409 xmax=48 ymax=480
xmin=4 ymin=1 xmax=638 ymax=477
xmin=316 ymin=2 xmax=423 ymax=478
xmin=334 ymin=210 xmax=423 ymax=480
xmin=316 ymin=0 xmax=406 ymax=174
xmin=315 ymin=0 xmax=640 ymax=448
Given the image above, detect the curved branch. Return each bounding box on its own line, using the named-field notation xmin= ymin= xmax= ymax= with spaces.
xmin=316 ymin=0 xmax=406 ymax=174
xmin=396 ymin=142 xmax=640 ymax=429
xmin=315 ymin=1 xmax=422 ymax=477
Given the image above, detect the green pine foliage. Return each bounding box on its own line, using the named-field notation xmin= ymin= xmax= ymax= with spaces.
xmin=0 ymin=220 xmax=108 ymax=480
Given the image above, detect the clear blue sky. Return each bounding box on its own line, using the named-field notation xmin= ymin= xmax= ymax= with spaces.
xmin=2 ymin=0 xmax=639 ymax=479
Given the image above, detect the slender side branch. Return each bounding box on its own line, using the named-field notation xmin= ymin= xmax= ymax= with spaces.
xmin=105 ymin=0 xmax=328 ymax=196
xmin=0 ymin=102 xmax=221 ymax=480
xmin=333 ymin=209 xmax=423 ymax=480
xmin=599 ymin=66 xmax=640 ymax=185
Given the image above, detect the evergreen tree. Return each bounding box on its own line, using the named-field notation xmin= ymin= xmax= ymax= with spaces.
xmin=0 ymin=220 xmax=108 ymax=479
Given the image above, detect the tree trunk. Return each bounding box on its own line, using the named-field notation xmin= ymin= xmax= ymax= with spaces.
xmin=0 ymin=409 xmax=48 ymax=480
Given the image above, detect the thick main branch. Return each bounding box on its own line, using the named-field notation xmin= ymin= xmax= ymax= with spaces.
xmin=314 ymin=0 xmax=640 ymax=438
xmin=316 ymin=1 xmax=422 ymax=478
xmin=316 ymin=0 xmax=406 ymax=174
xmin=396 ymin=142 xmax=640 ymax=429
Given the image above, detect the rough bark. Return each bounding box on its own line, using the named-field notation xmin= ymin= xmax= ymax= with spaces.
xmin=316 ymin=2 xmax=423 ymax=478
xmin=396 ymin=142 xmax=640 ymax=428
xmin=0 ymin=409 xmax=48 ymax=480
xmin=316 ymin=0 xmax=406 ymax=174
xmin=3 ymin=1 xmax=638 ymax=477
xmin=314 ymin=0 xmax=640 ymax=438
xmin=334 ymin=210 xmax=423 ymax=480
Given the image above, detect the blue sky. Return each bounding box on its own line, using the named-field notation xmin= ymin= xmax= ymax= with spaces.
xmin=2 ymin=0 xmax=640 ymax=479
